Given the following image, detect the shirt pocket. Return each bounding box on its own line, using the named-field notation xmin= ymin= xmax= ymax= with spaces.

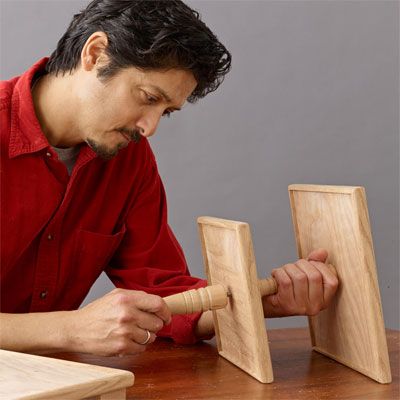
xmin=73 ymin=225 xmax=127 ymax=285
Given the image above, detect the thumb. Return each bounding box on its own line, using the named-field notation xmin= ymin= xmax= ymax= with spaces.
xmin=307 ymin=248 xmax=328 ymax=263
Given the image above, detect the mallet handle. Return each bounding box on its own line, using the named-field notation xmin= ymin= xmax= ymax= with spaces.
xmin=164 ymin=284 xmax=228 ymax=315
xmin=258 ymin=277 xmax=278 ymax=297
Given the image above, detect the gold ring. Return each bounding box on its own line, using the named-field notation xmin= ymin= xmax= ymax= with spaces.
xmin=138 ymin=329 xmax=151 ymax=345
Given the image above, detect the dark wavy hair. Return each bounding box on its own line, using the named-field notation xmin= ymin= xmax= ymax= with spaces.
xmin=45 ymin=0 xmax=231 ymax=102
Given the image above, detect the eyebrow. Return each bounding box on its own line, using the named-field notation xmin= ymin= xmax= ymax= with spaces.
xmin=148 ymin=85 xmax=182 ymax=111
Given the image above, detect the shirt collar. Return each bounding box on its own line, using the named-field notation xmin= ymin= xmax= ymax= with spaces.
xmin=8 ymin=58 xmax=97 ymax=164
xmin=9 ymin=58 xmax=53 ymax=158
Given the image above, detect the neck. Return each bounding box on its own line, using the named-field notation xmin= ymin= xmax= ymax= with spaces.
xmin=32 ymin=73 xmax=82 ymax=148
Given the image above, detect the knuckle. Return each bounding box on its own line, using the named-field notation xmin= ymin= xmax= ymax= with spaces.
xmin=131 ymin=290 xmax=146 ymax=300
xmin=307 ymin=305 xmax=322 ymax=316
xmin=309 ymin=271 xmax=323 ymax=285
xmin=152 ymin=296 xmax=164 ymax=310
xmin=114 ymin=340 xmax=128 ymax=355
xmin=296 ymin=273 xmax=307 ymax=285
xmin=116 ymin=310 xmax=131 ymax=324
xmin=326 ymin=276 xmax=339 ymax=291
xmin=115 ymin=292 xmax=130 ymax=306
xmin=154 ymin=320 xmax=163 ymax=332
xmin=271 ymin=268 xmax=279 ymax=276
xmin=278 ymin=276 xmax=291 ymax=290
xmin=283 ymin=263 xmax=295 ymax=272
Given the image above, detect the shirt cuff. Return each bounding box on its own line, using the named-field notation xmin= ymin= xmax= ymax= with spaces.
xmin=157 ymin=279 xmax=214 ymax=344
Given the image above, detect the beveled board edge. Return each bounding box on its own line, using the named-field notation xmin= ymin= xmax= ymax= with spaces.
xmin=0 ymin=349 xmax=134 ymax=400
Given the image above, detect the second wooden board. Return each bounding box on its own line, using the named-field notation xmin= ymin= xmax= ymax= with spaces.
xmin=288 ymin=184 xmax=391 ymax=384
xmin=197 ymin=217 xmax=273 ymax=383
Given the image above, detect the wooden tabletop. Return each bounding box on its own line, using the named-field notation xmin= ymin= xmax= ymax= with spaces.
xmin=48 ymin=328 xmax=399 ymax=400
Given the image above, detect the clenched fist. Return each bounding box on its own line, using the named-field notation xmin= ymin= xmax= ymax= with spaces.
xmin=262 ymin=249 xmax=339 ymax=317
xmin=67 ymin=289 xmax=171 ymax=356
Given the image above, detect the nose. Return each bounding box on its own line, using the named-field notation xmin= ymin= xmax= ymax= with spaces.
xmin=136 ymin=111 xmax=162 ymax=138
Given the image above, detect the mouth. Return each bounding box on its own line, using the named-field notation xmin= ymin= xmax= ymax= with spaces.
xmin=120 ymin=132 xmax=131 ymax=142
xmin=116 ymin=130 xmax=141 ymax=144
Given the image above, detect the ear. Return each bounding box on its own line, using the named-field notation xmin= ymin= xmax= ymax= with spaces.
xmin=81 ymin=31 xmax=109 ymax=72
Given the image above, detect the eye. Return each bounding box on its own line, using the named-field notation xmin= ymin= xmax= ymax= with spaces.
xmin=147 ymin=95 xmax=158 ymax=104
xmin=143 ymin=91 xmax=158 ymax=104
xmin=163 ymin=110 xmax=173 ymax=118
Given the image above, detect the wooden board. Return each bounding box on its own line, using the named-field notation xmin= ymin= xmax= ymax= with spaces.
xmin=197 ymin=217 xmax=273 ymax=383
xmin=0 ymin=349 xmax=134 ymax=400
xmin=288 ymin=184 xmax=392 ymax=383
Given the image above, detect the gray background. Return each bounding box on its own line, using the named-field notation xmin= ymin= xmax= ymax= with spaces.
xmin=1 ymin=0 xmax=398 ymax=330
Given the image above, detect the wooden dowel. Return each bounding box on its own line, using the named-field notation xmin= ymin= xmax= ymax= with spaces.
xmin=258 ymin=277 xmax=278 ymax=297
xmin=164 ymin=284 xmax=228 ymax=315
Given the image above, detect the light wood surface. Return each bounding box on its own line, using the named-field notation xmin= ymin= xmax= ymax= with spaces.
xmin=163 ymin=284 xmax=228 ymax=314
xmin=288 ymin=184 xmax=392 ymax=384
xmin=166 ymin=183 xmax=390 ymax=384
xmin=197 ymin=216 xmax=273 ymax=383
xmin=0 ymin=349 xmax=134 ymax=400
xmin=47 ymin=329 xmax=400 ymax=400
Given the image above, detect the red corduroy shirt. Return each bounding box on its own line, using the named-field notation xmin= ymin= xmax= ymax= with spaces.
xmin=0 ymin=58 xmax=207 ymax=344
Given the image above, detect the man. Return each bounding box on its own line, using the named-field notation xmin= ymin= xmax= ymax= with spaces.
xmin=0 ymin=0 xmax=338 ymax=357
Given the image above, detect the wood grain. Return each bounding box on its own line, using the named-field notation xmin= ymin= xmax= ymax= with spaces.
xmin=197 ymin=216 xmax=273 ymax=383
xmin=288 ymin=184 xmax=392 ymax=384
xmin=0 ymin=349 xmax=134 ymax=400
xmin=47 ymin=329 xmax=399 ymax=400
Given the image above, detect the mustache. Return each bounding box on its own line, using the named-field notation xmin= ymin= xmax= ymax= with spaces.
xmin=117 ymin=128 xmax=143 ymax=143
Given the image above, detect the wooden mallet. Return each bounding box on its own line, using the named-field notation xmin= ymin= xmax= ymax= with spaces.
xmin=163 ymin=185 xmax=391 ymax=384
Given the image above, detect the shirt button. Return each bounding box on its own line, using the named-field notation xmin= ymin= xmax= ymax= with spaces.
xmin=40 ymin=290 xmax=48 ymax=299
xmin=46 ymin=152 xmax=52 ymax=157
xmin=47 ymin=234 xmax=53 ymax=240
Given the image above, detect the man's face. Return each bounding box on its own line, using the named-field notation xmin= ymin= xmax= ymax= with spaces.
xmin=75 ymin=65 xmax=197 ymax=159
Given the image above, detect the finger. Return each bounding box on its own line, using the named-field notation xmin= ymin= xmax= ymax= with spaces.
xmin=282 ymin=263 xmax=308 ymax=313
xmin=112 ymin=322 xmax=157 ymax=350
xmin=130 ymin=292 xmax=172 ymax=325
xmin=271 ymin=267 xmax=296 ymax=309
xmin=134 ymin=329 xmax=156 ymax=346
xmin=295 ymin=259 xmax=324 ymax=315
xmin=121 ymin=326 xmax=156 ymax=348
xmin=134 ymin=309 xmax=165 ymax=333
xmin=308 ymin=260 xmax=339 ymax=308
xmin=116 ymin=338 xmax=150 ymax=356
xmin=307 ymin=248 xmax=328 ymax=263
xmin=157 ymin=299 xmax=172 ymax=325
